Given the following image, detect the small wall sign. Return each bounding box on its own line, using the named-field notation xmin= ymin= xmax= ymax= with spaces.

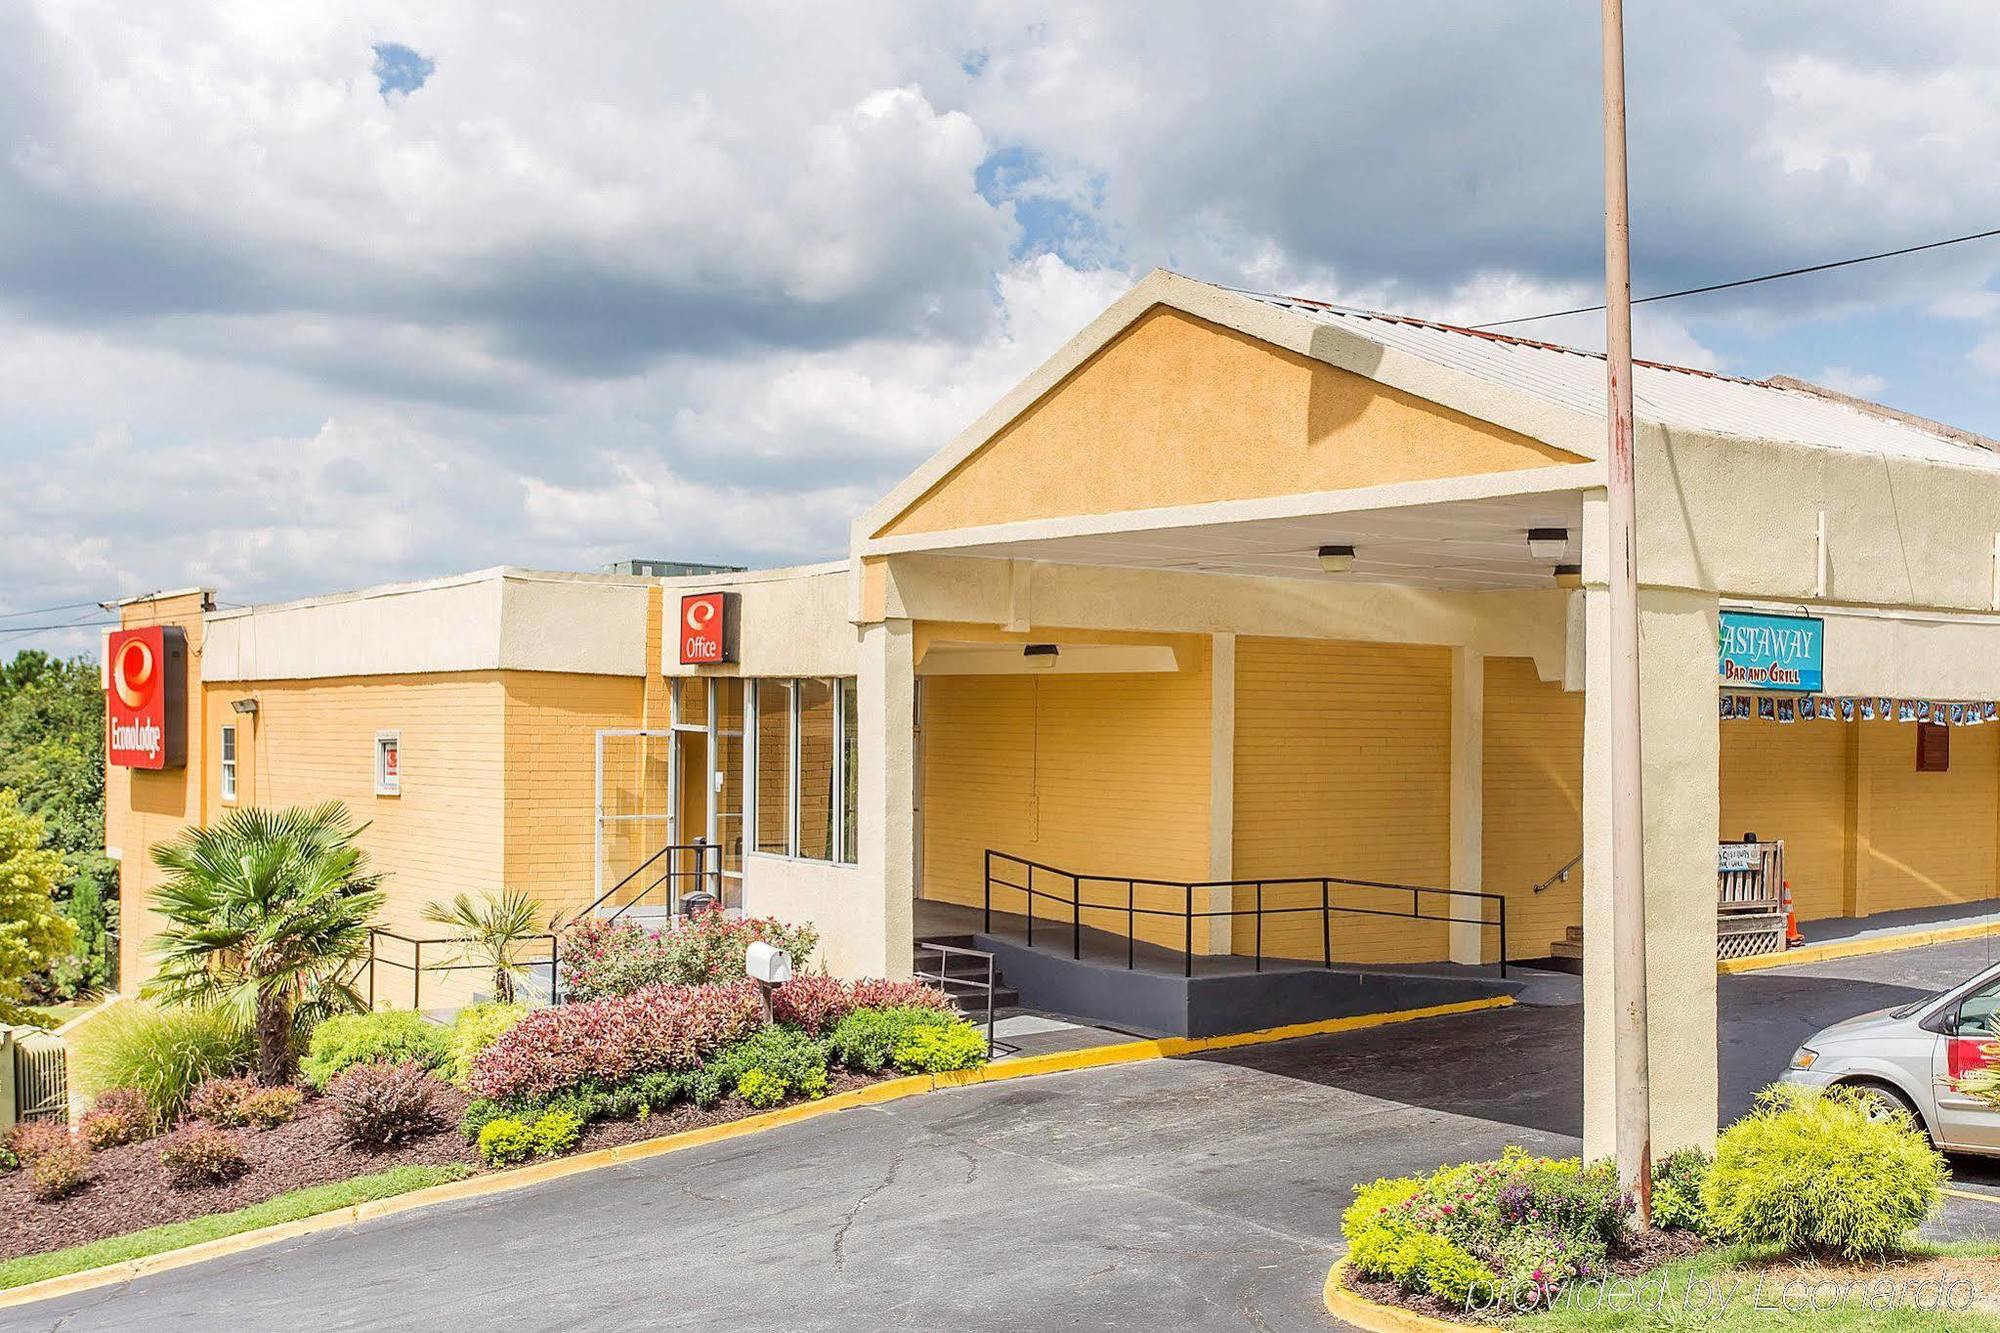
xmin=678 ymin=592 xmax=737 ymax=665
xmin=106 ymin=625 xmax=188 ymax=769
xmin=1718 ymin=611 xmax=1822 ymax=693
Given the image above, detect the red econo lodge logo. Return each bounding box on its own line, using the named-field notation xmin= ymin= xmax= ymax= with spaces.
xmin=678 ymin=592 xmax=734 ymax=665
xmin=107 ymin=626 xmax=185 ymax=769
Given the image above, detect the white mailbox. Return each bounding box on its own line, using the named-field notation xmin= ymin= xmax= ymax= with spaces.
xmin=745 ymin=941 xmax=793 ymax=985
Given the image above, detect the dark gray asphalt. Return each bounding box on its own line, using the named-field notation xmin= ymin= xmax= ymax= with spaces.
xmin=5 ymin=936 xmax=1997 ymax=1332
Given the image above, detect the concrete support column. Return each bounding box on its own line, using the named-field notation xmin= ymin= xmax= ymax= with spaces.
xmin=1582 ymin=586 xmax=1722 ymax=1159
xmin=1205 ymin=633 xmax=1237 ymax=955
xmin=857 ymin=618 xmax=917 ymax=980
xmin=1449 ymin=645 xmax=1486 ymax=964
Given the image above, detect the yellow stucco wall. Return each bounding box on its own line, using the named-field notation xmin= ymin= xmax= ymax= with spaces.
xmin=1716 ymin=713 xmax=2000 ymax=923
xmin=918 ymin=629 xmax=1212 ymax=949
xmin=876 ymin=307 xmax=1584 ymax=538
xmin=108 ymin=593 xmax=211 ymax=990
xmin=1231 ymin=637 xmax=1452 ymax=963
xmin=1481 ymin=657 xmax=1585 ymax=958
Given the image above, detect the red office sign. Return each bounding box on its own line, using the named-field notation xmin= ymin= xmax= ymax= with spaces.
xmin=106 ymin=625 xmax=188 ymax=769
xmin=678 ymin=592 xmax=736 ymax=665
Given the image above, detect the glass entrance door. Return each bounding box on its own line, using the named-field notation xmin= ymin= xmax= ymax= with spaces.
xmin=671 ymin=678 xmax=746 ymax=912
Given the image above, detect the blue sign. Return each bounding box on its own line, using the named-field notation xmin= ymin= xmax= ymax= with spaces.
xmin=1718 ymin=611 xmax=1823 ymax=692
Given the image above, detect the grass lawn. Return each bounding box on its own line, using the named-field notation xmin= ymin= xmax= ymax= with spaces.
xmin=0 ymin=1163 xmax=472 ymax=1291
xmin=1510 ymin=1241 xmax=2000 ymax=1331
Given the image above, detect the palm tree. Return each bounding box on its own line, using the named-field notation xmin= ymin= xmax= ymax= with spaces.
xmin=420 ymin=888 xmax=544 ymax=1004
xmin=147 ymin=802 xmax=384 ymax=1085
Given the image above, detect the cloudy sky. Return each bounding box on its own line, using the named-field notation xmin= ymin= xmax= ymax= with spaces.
xmin=6 ymin=2 xmax=2000 ymax=654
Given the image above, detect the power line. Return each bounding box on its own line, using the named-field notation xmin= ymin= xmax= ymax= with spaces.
xmin=0 ymin=598 xmax=111 ymax=621
xmin=1470 ymin=225 xmax=2000 ymax=330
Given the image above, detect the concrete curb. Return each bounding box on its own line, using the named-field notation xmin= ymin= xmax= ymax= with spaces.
xmin=0 ymin=996 xmax=1511 ymax=1312
xmin=1322 ymin=1258 xmax=1467 ymax=1332
xmin=1719 ymin=920 xmax=2000 ymax=974
xmin=1945 ymin=1186 xmax=2000 ymax=1208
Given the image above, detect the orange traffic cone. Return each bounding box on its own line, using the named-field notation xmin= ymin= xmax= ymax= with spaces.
xmin=1782 ymin=879 xmax=1803 ymax=948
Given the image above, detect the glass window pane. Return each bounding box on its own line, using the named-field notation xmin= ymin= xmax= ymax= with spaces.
xmin=674 ymin=678 xmax=707 ymax=729
xmin=840 ymin=679 xmax=858 ymax=864
xmin=715 ymin=730 xmax=744 ymax=875
xmin=797 ymin=680 xmax=835 ymax=862
xmin=714 ymin=678 xmax=744 ymax=733
xmin=755 ymin=681 xmax=791 ymax=855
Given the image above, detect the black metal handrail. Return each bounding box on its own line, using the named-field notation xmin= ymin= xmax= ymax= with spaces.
xmin=1533 ymin=850 xmax=1582 ymax=895
xmin=366 ymin=928 xmax=560 ymax=1011
xmin=913 ymin=940 xmax=1000 ymax=1058
xmin=983 ymin=849 xmax=1509 ymax=978
xmin=560 ymin=840 xmax=725 ymax=931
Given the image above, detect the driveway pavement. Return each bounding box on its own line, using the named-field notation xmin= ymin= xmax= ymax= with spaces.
xmin=5 ymin=936 xmax=1997 ymax=1332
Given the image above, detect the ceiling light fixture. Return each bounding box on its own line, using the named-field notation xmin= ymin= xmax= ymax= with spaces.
xmin=1553 ymin=564 xmax=1583 ymax=589
xmin=1023 ymin=644 xmax=1059 ymax=670
xmin=1527 ymin=528 xmax=1570 ymax=560
xmin=1317 ymin=545 xmax=1356 ymax=574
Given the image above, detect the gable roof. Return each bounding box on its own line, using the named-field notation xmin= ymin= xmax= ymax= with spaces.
xmin=1239 ymin=289 xmax=2000 ymax=470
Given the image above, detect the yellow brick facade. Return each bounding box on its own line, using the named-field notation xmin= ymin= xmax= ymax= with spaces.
xmin=1231 ymin=637 xmax=1453 ymax=963
xmin=917 ymin=628 xmax=1212 ymax=949
xmin=1481 ymin=656 xmax=1585 ymax=959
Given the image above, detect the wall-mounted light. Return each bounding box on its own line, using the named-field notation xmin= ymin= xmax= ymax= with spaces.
xmin=230 ymin=697 xmax=260 ymax=715
xmin=1317 ymin=545 xmax=1356 ymax=574
xmin=1023 ymin=644 xmax=1060 ymax=670
xmin=1553 ymin=564 xmax=1583 ymax=589
xmin=1527 ymin=528 xmax=1569 ymax=560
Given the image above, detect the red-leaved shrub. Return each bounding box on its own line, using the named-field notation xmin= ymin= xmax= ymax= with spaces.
xmin=469 ymin=979 xmax=764 ymax=1102
xmin=29 ymin=1142 xmax=91 ymax=1200
xmin=328 ymin=1061 xmax=444 ymax=1147
xmin=158 ymin=1125 xmax=248 ymax=1188
xmin=7 ymin=1119 xmax=72 ymax=1167
xmin=771 ymin=976 xmax=954 ymax=1035
xmin=80 ymin=1088 xmax=150 ymax=1150
xmin=188 ymin=1075 xmax=260 ymax=1126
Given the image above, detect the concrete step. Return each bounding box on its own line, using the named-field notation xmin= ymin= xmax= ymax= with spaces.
xmin=1550 ymin=938 xmax=1583 ymax=960
xmin=1562 ymin=925 xmax=1583 ymax=945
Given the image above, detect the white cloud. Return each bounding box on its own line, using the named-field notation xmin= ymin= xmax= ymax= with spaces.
xmin=1814 ymin=366 xmax=1888 ymax=398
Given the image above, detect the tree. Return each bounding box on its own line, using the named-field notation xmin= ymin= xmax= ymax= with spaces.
xmin=146 ymin=802 xmax=385 ymax=1085
xmin=421 ymin=887 xmax=545 ymax=1004
xmin=0 ymin=790 xmax=76 ymax=1024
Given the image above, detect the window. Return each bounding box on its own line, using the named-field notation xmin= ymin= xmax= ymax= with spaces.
xmin=375 ymin=732 xmax=401 ymax=796
xmin=220 ymin=725 xmax=238 ymax=803
xmin=747 ymin=677 xmax=860 ymax=864
xmin=754 ymin=681 xmax=792 ymax=854
xmin=1956 ymin=977 xmax=2000 ymax=1037
xmin=1918 ymin=722 xmax=1950 ymax=772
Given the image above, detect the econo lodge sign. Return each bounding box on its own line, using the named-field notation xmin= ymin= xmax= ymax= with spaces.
xmin=106 ymin=625 xmax=188 ymax=769
xmin=678 ymin=592 xmax=736 ymax=665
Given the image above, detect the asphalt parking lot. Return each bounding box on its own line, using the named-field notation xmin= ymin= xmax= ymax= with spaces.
xmin=5 ymin=936 xmax=1997 ymax=1332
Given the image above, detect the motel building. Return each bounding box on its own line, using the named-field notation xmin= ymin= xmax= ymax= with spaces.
xmin=105 ymin=271 xmax=2000 ymax=1155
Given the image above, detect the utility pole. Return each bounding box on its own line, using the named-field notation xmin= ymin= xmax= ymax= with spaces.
xmin=1601 ymin=0 xmax=1653 ymax=1225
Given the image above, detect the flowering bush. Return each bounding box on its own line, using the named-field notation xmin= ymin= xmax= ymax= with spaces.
xmin=328 ymin=1061 xmax=445 ymax=1147
xmin=468 ymin=980 xmax=764 ymax=1103
xmin=79 ymin=1087 xmax=152 ymax=1149
xmin=558 ymin=911 xmax=819 ymax=1001
xmin=770 ymin=975 xmax=953 ymax=1035
xmin=158 ymin=1125 xmax=248 ymax=1188
xmin=1343 ymin=1150 xmax=1632 ymax=1306
xmin=29 ymin=1141 xmax=91 ymax=1201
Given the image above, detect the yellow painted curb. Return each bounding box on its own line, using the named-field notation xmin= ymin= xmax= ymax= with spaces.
xmin=0 ymin=998 xmax=1509 ymax=1312
xmin=1946 ymin=1186 xmax=2000 ymax=1207
xmin=1720 ymin=919 xmax=2000 ymax=974
xmin=1323 ymin=1258 xmax=1467 ymax=1333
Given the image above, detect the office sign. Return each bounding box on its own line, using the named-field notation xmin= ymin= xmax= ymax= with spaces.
xmin=677 ymin=592 xmax=737 ymax=665
xmin=106 ymin=625 xmax=188 ymax=769
xmin=1718 ymin=611 xmax=1822 ymax=692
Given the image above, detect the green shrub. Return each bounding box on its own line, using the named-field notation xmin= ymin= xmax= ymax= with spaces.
xmin=1702 ymin=1083 xmax=1945 ymax=1258
xmin=238 ymin=1086 xmax=303 ymax=1129
xmin=1388 ymin=1231 xmax=1493 ymax=1306
xmin=301 ymin=1011 xmax=449 ymax=1089
xmin=71 ymin=1004 xmax=253 ymax=1126
xmin=735 ymin=1068 xmax=786 ymax=1108
xmin=1649 ymin=1146 xmax=1711 ymax=1234
xmin=528 ymin=1110 xmax=583 ymax=1156
xmin=477 ymin=1117 xmax=535 ymax=1167
xmin=0 ymin=1144 xmax=16 ymax=1173
xmin=28 ymin=1142 xmax=90 ymax=1201
xmin=706 ymin=1025 xmax=830 ymax=1105
xmin=828 ymin=1006 xmax=955 ymax=1073
xmin=1342 ymin=1177 xmax=1424 ymax=1278
xmin=444 ymin=1003 xmax=525 ymax=1086
xmin=890 ymin=1021 xmax=987 ymax=1073
xmin=158 ymin=1125 xmax=248 ymax=1188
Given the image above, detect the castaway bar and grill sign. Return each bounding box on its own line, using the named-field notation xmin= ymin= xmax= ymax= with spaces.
xmin=1718 ymin=610 xmax=1823 ymax=692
